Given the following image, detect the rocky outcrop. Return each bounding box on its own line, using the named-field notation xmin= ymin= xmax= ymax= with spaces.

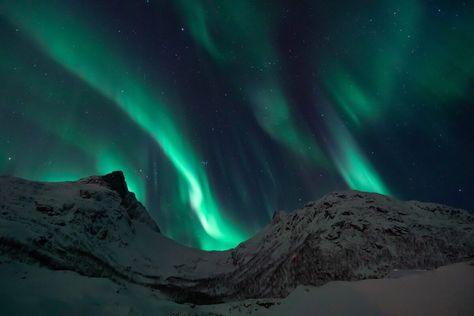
xmin=79 ymin=171 xmax=160 ymax=233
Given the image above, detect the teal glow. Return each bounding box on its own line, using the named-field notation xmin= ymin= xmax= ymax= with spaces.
xmin=326 ymin=115 xmax=391 ymax=195
xmin=325 ymin=65 xmax=378 ymax=127
xmin=252 ymin=88 xmax=327 ymax=165
xmin=2 ymin=0 xmax=248 ymax=250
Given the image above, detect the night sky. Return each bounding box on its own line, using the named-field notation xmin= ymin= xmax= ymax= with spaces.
xmin=1 ymin=0 xmax=473 ymax=250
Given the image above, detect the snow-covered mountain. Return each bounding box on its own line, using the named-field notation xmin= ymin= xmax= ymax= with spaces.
xmin=1 ymin=171 xmax=473 ymax=311
xmin=0 ymin=172 xmax=232 ymax=299
xmin=217 ymin=191 xmax=474 ymax=298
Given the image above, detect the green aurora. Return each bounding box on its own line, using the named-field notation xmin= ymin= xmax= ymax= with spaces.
xmin=1 ymin=0 xmax=473 ymax=249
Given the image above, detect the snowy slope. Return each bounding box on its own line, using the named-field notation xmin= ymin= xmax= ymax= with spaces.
xmin=206 ymin=261 xmax=474 ymax=316
xmin=1 ymin=257 xmax=473 ymax=316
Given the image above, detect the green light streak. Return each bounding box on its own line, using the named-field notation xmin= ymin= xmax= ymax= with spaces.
xmin=324 ymin=65 xmax=378 ymax=127
xmin=2 ymin=1 xmax=248 ymax=250
xmin=326 ymin=115 xmax=390 ymax=195
xmin=252 ymin=88 xmax=327 ymax=165
xmin=176 ymin=0 xmax=273 ymax=66
xmin=176 ymin=0 xmax=223 ymax=61
xmin=320 ymin=0 xmax=421 ymax=126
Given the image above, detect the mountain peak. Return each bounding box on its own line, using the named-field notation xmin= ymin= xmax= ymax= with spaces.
xmin=78 ymin=171 xmax=129 ymax=198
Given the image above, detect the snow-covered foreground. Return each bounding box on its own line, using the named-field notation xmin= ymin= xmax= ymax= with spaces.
xmin=0 ymin=258 xmax=473 ymax=316
xmin=208 ymin=261 xmax=474 ymax=316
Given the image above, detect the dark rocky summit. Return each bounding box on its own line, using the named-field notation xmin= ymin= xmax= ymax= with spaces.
xmin=79 ymin=171 xmax=160 ymax=233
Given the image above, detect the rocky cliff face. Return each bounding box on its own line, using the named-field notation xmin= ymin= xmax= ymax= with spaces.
xmin=1 ymin=172 xmax=473 ymax=304
xmin=78 ymin=171 xmax=160 ymax=233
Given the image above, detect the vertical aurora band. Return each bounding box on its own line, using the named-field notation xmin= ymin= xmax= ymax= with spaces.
xmin=325 ymin=113 xmax=391 ymax=195
xmin=2 ymin=1 xmax=247 ymax=250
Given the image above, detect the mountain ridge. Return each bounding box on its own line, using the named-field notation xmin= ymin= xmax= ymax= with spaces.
xmin=0 ymin=171 xmax=473 ymax=305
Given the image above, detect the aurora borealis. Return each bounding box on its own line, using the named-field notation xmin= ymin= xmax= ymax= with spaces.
xmin=1 ymin=0 xmax=473 ymax=250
